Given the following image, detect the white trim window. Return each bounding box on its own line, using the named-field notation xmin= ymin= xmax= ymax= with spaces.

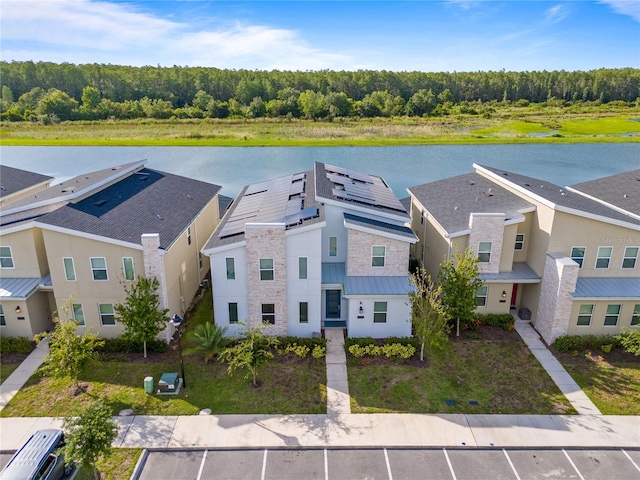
xmin=604 ymin=304 xmax=621 ymax=326
xmin=226 ymin=258 xmax=235 ymax=280
xmin=372 ymin=246 xmax=386 ymax=267
xmin=299 ymin=257 xmax=307 ymax=280
xmin=122 ymin=257 xmax=135 ymax=281
xmin=515 ymin=233 xmax=525 ymax=251
xmin=0 ymin=246 xmax=14 ymax=269
xmin=570 ymin=246 xmax=586 ymax=268
xmin=90 ymin=257 xmax=108 ymax=281
xmin=577 ymin=304 xmax=593 ymax=326
xmin=63 ymin=257 xmax=76 ymax=281
xmin=187 ymin=226 xmax=192 ymax=246
xmin=622 ymin=247 xmax=638 ymax=269
xmin=0 ymin=305 xmax=5 ymax=326
xmin=373 ymin=302 xmax=387 ymax=323
xmin=632 ymin=305 xmax=640 ymax=327
xmin=262 ymin=303 xmax=275 ymax=324
xmin=329 ymin=236 xmax=337 ymax=257
xmin=478 ymin=242 xmax=492 ymax=263
xmin=476 ymin=285 xmax=488 ymax=307
xmin=259 ymin=259 xmax=274 ymax=281
xmin=98 ymin=303 xmax=115 ymax=326
xmin=228 ymin=302 xmax=238 ymax=324
xmin=72 ymin=304 xmax=85 ymax=326
xmin=595 ymin=246 xmax=612 ymax=269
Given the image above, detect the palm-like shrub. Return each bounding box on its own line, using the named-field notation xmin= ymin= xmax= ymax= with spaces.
xmin=184 ymin=322 xmax=228 ymax=363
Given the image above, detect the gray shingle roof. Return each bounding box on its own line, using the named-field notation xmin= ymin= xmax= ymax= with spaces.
xmin=408 ymin=172 xmax=534 ymax=235
xmin=479 ymin=165 xmax=640 ymax=227
xmin=37 ymin=168 xmax=221 ymax=250
xmin=0 ymin=165 xmax=52 ymax=199
xmin=569 ymin=169 xmax=640 ymax=218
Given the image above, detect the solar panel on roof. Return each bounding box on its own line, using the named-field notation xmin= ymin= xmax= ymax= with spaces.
xmin=290 ymin=181 xmax=305 ymax=195
xmin=300 ymin=207 xmax=319 ymax=220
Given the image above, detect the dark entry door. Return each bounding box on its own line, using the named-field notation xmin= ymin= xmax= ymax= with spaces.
xmin=511 ymin=284 xmax=518 ymax=307
xmin=326 ymin=290 xmax=341 ymax=318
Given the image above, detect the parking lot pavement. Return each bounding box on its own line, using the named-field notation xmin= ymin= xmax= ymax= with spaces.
xmin=136 ymin=447 xmax=640 ymax=480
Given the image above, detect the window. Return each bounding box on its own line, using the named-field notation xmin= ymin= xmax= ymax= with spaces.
xmin=63 ymin=257 xmax=76 ymax=281
xmin=225 ymin=258 xmax=235 ymax=280
xmin=373 ymin=302 xmax=387 ymax=323
xmin=420 ymin=210 xmax=425 ymax=225
xmin=228 ymin=303 xmax=238 ymax=324
xmin=262 ymin=304 xmax=275 ymax=324
xmin=98 ymin=304 xmax=115 ymax=326
xmin=299 ymin=302 xmax=308 ymax=323
xmin=515 ymin=233 xmax=525 ymax=251
xmin=478 ymin=242 xmax=492 ymax=263
xmin=299 ymin=257 xmax=307 ymax=279
xmin=329 ymin=236 xmax=337 ymax=257
xmin=571 ymin=247 xmax=586 ymax=268
xmin=0 ymin=246 xmax=14 ymax=268
xmin=122 ymin=257 xmax=134 ymax=281
xmin=372 ymin=246 xmax=386 ymax=267
xmin=259 ymin=259 xmax=274 ymax=281
xmin=476 ymin=285 xmax=488 ymax=307
xmin=604 ymin=304 xmax=621 ymax=326
xmin=72 ymin=304 xmax=85 ymax=326
xmin=0 ymin=305 xmax=5 ymax=326
xmin=199 ymin=252 xmax=203 ymax=269
xmin=577 ymin=304 xmax=593 ymax=326
xmin=90 ymin=257 xmax=108 ymax=281
xmin=595 ymin=247 xmax=612 ymax=269
xmin=622 ymin=247 xmax=638 ymax=269
xmin=632 ymin=305 xmax=640 ymax=326
xmin=187 ymin=226 xmax=192 ymax=245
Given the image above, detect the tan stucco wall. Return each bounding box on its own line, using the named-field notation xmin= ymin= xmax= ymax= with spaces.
xmin=476 ymin=282 xmax=513 ymax=315
xmin=0 ymin=292 xmax=55 ymax=338
xmin=513 ymin=212 xmax=533 ymax=263
xmin=568 ymin=300 xmax=640 ymax=336
xmin=0 ymin=228 xmax=48 ymax=278
xmin=500 ymin=224 xmax=518 ymax=272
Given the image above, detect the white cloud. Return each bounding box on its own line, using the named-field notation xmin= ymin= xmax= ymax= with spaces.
xmin=0 ymin=0 xmax=354 ymax=69
xmin=599 ymin=0 xmax=640 ymax=22
xmin=545 ymin=4 xmax=569 ymax=24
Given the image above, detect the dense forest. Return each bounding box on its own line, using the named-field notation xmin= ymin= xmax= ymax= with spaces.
xmin=1 ymin=62 xmax=639 ymax=122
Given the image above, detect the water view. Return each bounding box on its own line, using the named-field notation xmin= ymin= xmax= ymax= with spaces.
xmin=1 ymin=144 xmax=638 ymax=198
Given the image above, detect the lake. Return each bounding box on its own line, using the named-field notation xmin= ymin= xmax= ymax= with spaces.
xmin=1 ymin=144 xmax=638 ymax=198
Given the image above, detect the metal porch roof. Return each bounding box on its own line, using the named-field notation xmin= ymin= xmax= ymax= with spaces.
xmin=573 ymin=277 xmax=640 ymax=299
xmin=321 ymin=263 xmax=412 ymax=296
xmin=479 ymin=262 xmax=541 ymax=283
xmin=0 ymin=274 xmax=51 ymax=299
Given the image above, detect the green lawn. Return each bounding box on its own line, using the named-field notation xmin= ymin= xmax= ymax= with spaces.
xmin=0 ymin=363 xmax=19 ymax=384
xmin=554 ymin=349 xmax=640 ymax=415
xmin=74 ymin=448 xmax=141 ymax=480
xmin=348 ymin=331 xmax=576 ymax=415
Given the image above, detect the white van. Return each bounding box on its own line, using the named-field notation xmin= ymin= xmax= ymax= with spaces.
xmin=0 ymin=429 xmax=72 ymax=480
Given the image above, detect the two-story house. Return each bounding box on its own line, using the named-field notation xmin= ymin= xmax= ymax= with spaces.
xmin=203 ymin=162 xmax=417 ymax=338
xmin=407 ymin=164 xmax=640 ymax=344
xmin=0 ymin=161 xmax=221 ymax=339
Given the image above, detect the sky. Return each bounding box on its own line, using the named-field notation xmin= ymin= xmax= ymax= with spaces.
xmin=1 ymin=0 xmax=639 ymax=72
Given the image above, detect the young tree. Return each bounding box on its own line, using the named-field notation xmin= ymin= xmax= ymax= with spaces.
xmin=36 ymin=301 xmax=104 ymax=392
xmin=62 ymin=399 xmax=118 ymax=480
xmin=221 ymin=326 xmax=278 ymax=387
xmin=184 ymin=322 xmax=228 ymax=363
xmin=438 ymin=248 xmax=483 ymax=336
xmin=409 ymin=266 xmax=451 ymax=361
xmin=114 ymin=276 xmax=169 ymax=358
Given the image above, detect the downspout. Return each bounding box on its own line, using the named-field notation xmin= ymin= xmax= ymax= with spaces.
xmin=194 ymin=218 xmax=201 ymax=286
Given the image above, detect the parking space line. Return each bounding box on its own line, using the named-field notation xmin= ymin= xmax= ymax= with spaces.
xmin=622 ymin=449 xmax=640 ymax=473
xmin=502 ymin=449 xmax=521 ymax=480
xmin=442 ymin=448 xmax=457 ymax=480
xmin=562 ymin=449 xmax=585 ymax=480
xmin=196 ymin=449 xmax=207 ymax=480
xmin=383 ymin=448 xmax=393 ymax=480
xmin=324 ymin=449 xmax=328 ymax=480
xmin=261 ymin=449 xmax=268 ymax=480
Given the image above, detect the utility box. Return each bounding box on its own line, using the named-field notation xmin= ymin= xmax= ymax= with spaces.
xmin=158 ymin=372 xmax=179 ymax=393
xmin=144 ymin=376 xmax=154 ymax=394
xmin=518 ymin=308 xmax=531 ymax=321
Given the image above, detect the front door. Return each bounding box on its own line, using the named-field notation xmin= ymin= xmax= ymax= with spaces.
xmin=326 ymin=290 xmax=341 ymax=318
xmin=511 ymin=284 xmax=518 ymax=308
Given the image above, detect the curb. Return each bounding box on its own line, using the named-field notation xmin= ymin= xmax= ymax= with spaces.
xmin=129 ymin=448 xmax=148 ymax=480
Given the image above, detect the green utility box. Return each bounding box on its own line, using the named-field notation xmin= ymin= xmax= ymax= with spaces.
xmin=144 ymin=376 xmax=154 ymax=394
xmin=158 ymin=372 xmax=179 ymax=393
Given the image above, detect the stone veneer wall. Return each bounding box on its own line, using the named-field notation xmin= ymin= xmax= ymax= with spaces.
xmin=245 ymin=224 xmax=288 ymax=336
xmin=535 ymin=252 xmax=578 ymax=344
xmin=346 ymin=229 xmax=409 ymax=276
xmin=468 ymin=213 xmax=505 ymax=274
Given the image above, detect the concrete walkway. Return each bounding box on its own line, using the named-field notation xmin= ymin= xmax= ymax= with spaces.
xmin=0 ymin=338 xmax=49 ymax=413
xmin=514 ymin=319 xmax=601 ymax=415
xmin=324 ymin=329 xmax=350 ymax=416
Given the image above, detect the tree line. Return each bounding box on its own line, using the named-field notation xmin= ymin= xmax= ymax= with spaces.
xmin=1 ymin=61 xmax=638 ymax=122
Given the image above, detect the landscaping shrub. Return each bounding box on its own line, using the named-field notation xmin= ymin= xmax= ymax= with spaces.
xmin=553 ymin=334 xmax=621 ymax=352
xmin=96 ymin=337 xmax=167 ymax=354
xmin=474 ymin=313 xmax=515 ymax=331
xmin=615 ymin=329 xmax=640 ymax=356
xmin=0 ymin=336 xmax=34 ymax=355
xmin=278 ymin=336 xmax=326 ymax=350
xmin=347 ymin=342 xmax=416 ymax=361
xmin=311 ymin=345 xmax=326 ymax=360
